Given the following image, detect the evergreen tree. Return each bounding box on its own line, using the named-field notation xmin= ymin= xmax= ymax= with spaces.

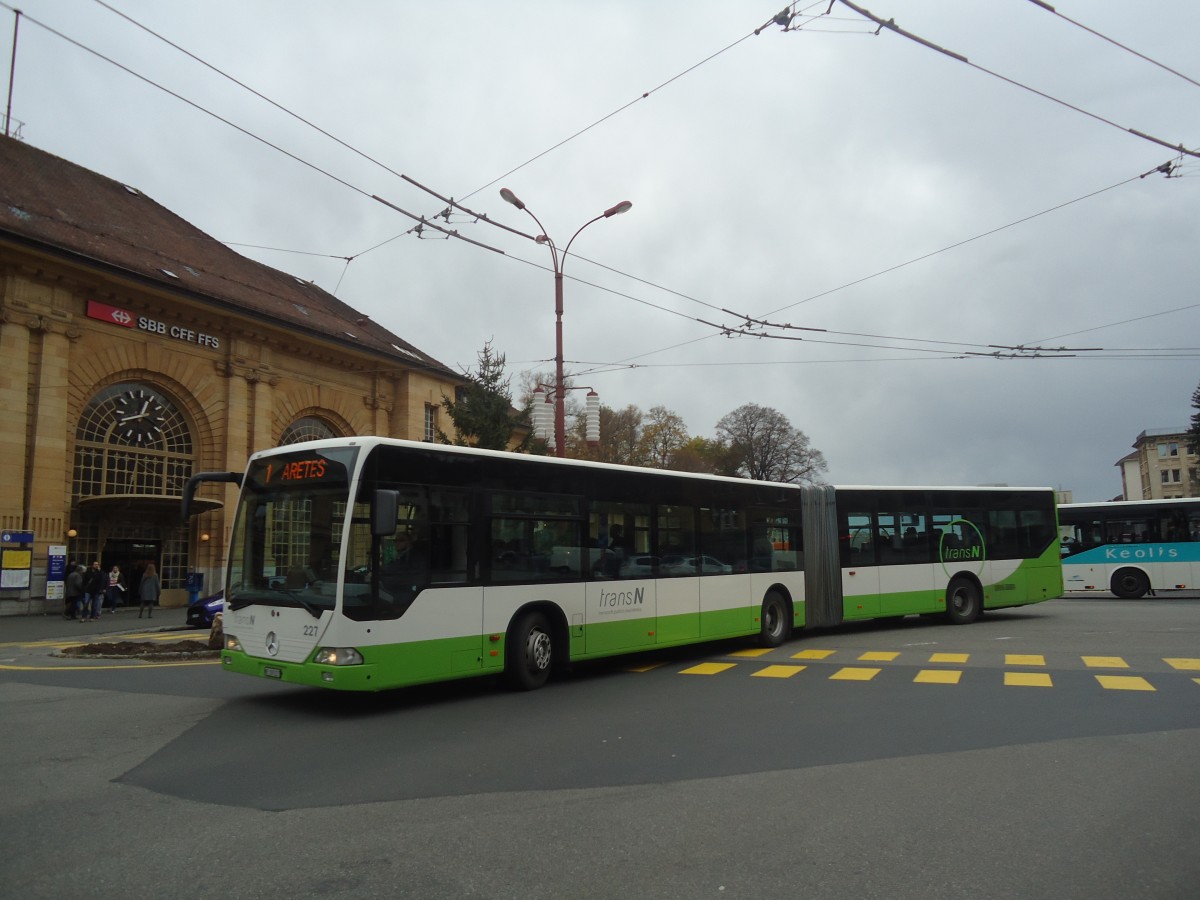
xmin=439 ymin=341 xmax=526 ymax=451
xmin=1187 ymin=380 xmax=1200 ymax=456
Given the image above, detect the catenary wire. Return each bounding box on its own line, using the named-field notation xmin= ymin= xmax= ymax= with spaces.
xmin=1022 ymin=0 xmax=1200 ymax=91
xmin=74 ymin=0 xmax=1192 ymax=353
xmin=834 ymin=0 xmax=1198 ymax=159
xmin=15 ymin=4 xmax=1196 ymax=371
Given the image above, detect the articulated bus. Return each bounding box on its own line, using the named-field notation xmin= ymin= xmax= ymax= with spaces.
xmin=1059 ymin=498 xmax=1200 ymax=598
xmin=183 ymin=438 xmax=1062 ymax=692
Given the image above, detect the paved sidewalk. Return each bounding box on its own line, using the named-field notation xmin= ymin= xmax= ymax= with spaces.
xmin=0 ymin=605 xmax=192 ymax=645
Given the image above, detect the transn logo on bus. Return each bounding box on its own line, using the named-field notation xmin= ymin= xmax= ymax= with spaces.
xmin=943 ymin=546 xmax=983 ymax=561
xmin=599 ymin=587 xmax=645 ymax=608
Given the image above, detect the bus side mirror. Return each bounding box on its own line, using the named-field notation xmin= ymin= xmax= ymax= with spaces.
xmin=373 ymin=490 xmax=400 ymax=536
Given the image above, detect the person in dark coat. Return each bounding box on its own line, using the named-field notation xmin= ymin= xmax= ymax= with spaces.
xmin=82 ymin=561 xmax=106 ymax=622
xmin=138 ymin=563 xmax=161 ymax=618
xmin=64 ymin=564 xmax=84 ymax=620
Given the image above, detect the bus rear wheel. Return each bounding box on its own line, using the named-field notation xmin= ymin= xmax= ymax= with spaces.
xmin=505 ymin=610 xmax=553 ymax=691
xmin=759 ymin=591 xmax=791 ymax=648
xmin=945 ymin=577 xmax=981 ymax=625
xmin=1110 ymin=569 xmax=1150 ymax=599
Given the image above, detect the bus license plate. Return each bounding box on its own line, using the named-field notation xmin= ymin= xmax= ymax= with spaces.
xmin=264 ymin=666 xmax=282 ymax=679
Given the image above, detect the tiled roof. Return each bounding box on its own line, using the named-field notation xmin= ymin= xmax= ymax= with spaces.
xmin=0 ymin=136 xmax=456 ymax=378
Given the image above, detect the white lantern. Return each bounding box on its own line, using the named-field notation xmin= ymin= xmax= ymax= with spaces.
xmin=586 ymin=391 xmax=600 ymax=445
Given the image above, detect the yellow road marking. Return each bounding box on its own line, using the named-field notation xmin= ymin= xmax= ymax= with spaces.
xmin=1005 ymin=654 xmax=1046 ymax=666
xmin=680 ymin=662 xmax=736 ymax=676
xmin=914 ymin=669 xmax=961 ymax=684
xmin=929 ymin=652 xmax=969 ymax=663
xmin=858 ymin=651 xmax=899 ymax=662
xmin=752 ymin=664 xmax=806 ymax=678
xmin=1164 ymin=658 xmax=1200 ymax=671
xmin=791 ymin=649 xmax=836 ymax=660
xmin=1082 ymin=656 xmax=1129 ymax=669
xmin=729 ymin=647 xmax=774 ymax=658
xmin=829 ymin=667 xmax=881 ymax=681
xmin=625 ymin=662 xmax=664 ymax=673
xmin=1095 ymin=675 xmax=1155 ymax=691
xmin=1005 ymin=672 xmax=1053 ymax=687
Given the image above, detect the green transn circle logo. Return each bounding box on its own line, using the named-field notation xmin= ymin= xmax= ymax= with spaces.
xmin=939 ymin=518 xmax=987 ymax=579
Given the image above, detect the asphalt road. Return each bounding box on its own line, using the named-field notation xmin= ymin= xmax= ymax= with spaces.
xmin=2 ymin=595 xmax=1198 ymax=899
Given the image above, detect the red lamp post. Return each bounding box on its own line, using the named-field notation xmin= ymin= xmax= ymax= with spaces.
xmin=500 ymin=188 xmax=631 ymax=456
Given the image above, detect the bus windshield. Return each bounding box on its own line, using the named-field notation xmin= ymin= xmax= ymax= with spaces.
xmin=227 ymin=446 xmax=359 ymax=614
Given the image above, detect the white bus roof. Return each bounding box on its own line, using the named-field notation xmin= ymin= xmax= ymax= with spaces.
xmin=250 ymin=436 xmax=1053 ymax=494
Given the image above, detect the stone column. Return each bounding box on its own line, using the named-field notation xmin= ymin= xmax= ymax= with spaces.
xmin=27 ymin=319 xmax=75 ymax=545
xmin=0 ymin=309 xmax=31 ymax=535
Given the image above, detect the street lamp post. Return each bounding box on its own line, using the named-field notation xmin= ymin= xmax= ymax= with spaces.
xmin=501 ymin=188 xmax=631 ymax=457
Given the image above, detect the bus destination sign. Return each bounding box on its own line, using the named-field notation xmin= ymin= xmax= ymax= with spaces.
xmin=251 ymin=455 xmax=346 ymax=487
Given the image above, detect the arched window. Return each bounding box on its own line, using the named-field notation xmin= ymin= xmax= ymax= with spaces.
xmin=280 ymin=416 xmax=337 ymax=445
xmin=73 ymin=383 xmax=194 ymax=500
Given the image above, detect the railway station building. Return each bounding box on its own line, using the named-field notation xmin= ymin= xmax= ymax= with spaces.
xmin=0 ymin=135 xmax=465 ymax=614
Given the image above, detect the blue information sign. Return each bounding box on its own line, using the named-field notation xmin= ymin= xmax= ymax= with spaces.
xmin=1 ymin=530 xmax=35 ymax=544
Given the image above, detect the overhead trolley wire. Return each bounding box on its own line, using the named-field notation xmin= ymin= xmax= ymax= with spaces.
xmin=19 ymin=3 xmax=1196 ymax=373
xmin=1022 ymin=0 xmax=1200 ymax=91
xmin=834 ymin=0 xmax=1199 ymax=159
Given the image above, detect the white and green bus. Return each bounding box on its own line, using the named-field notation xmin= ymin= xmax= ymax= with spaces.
xmin=184 ymin=438 xmax=1062 ymax=692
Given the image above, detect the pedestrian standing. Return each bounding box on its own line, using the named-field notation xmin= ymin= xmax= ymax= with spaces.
xmin=83 ymin=560 xmax=106 ymax=622
xmin=64 ymin=564 xmax=84 ymax=620
xmin=138 ymin=562 xmax=161 ymax=618
xmin=105 ymin=564 xmax=126 ymax=613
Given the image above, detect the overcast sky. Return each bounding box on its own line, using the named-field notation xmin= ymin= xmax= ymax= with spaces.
xmin=5 ymin=0 xmax=1198 ymax=501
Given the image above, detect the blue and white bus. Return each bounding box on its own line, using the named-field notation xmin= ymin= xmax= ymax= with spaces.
xmin=1059 ymin=498 xmax=1200 ymax=598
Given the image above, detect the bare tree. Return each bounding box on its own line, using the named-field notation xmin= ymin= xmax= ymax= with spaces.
xmin=714 ymin=403 xmax=827 ymax=484
xmin=597 ymin=404 xmax=646 ymax=466
xmin=639 ymin=405 xmax=689 ymax=468
xmin=669 ymin=435 xmax=734 ymax=474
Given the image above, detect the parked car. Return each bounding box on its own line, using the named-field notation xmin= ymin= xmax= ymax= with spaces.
xmin=663 ymin=555 xmax=732 ymax=575
xmin=619 ymin=555 xmax=660 ymax=577
xmin=186 ymin=590 xmax=224 ymax=629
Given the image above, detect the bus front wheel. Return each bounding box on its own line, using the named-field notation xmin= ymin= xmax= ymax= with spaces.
xmin=945 ymin=577 xmax=982 ymax=625
xmin=505 ymin=610 xmax=553 ymax=691
xmin=1110 ymin=569 xmax=1150 ymax=599
xmin=759 ymin=591 xmax=791 ymax=648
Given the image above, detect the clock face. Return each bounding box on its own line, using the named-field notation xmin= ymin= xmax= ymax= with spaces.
xmin=113 ymin=388 xmax=166 ymax=445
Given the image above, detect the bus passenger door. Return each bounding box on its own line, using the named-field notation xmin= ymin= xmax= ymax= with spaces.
xmin=841 ymin=511 xmax=880 ymax=619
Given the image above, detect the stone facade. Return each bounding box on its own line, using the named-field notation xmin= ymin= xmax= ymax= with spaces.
xmin=0 ymin=137 xmax=463 ymax=614
xmin=1120 ymin=428 xmax=1200 ymax=501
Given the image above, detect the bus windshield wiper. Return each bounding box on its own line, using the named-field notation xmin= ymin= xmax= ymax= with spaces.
xmin=273 ymin=589 xmax=323 ymax=618
xmin=228 ymin=594 xmax=254 ymax=611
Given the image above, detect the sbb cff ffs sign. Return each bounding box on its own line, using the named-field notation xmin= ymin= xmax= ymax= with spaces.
xmin=86 ymin=300 xmax=221 ymax=349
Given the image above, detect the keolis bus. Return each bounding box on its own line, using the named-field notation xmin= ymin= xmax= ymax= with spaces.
xmin=183 ymin=438 xmax=1062 ymax=692
xmin=1059 ymin=498 xmax=1200 ymax=598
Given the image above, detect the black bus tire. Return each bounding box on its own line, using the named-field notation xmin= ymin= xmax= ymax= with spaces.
xmin=759 ymin=591 xmax=791 ymax=648
xmin=1110 ymin=569 xmax=1150 ymax=600
xmin=945 ymin=577 xmax=982 ymax=625
xmin=505 ymin=610 xmax=553 ymax=691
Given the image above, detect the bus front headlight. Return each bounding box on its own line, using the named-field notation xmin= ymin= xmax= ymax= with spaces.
xmin=225 ymin=634 xmax=242 ymax=652
xmin=313 ymin=647 xmax=364 ymax=666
